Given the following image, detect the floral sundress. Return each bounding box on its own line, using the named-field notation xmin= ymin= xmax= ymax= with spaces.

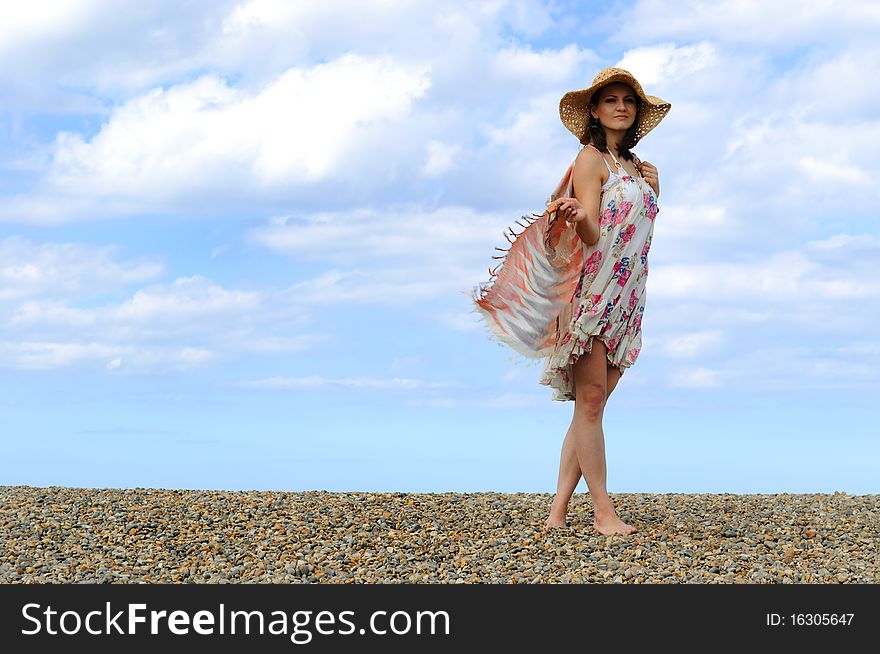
xmin=539 ymin=144 xmax=658 ymax=400
xmin=471 ymin=144 xmax=659 ymax=402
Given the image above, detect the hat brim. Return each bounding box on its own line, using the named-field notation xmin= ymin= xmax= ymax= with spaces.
xmin=559 ymin=70 xmax=670 ymax=145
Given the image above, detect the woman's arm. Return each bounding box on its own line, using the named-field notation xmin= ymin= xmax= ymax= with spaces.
xmin=570 ymin=148 xmax=604 ymax=246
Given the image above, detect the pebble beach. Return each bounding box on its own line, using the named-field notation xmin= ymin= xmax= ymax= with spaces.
xmin=1 ymin=485 xmax=876 ymax=584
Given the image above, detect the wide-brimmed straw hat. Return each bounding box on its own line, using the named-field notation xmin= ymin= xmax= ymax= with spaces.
xmin=559 ymin=67 xmax=671 ymax=145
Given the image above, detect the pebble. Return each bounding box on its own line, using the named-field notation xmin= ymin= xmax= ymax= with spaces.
xmin=0 ymin=486 xmax=876 ymax=584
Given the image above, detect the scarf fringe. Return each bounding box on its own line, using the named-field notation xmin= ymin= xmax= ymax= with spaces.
xmin=471 ymin=210 xmax=552 ymax=305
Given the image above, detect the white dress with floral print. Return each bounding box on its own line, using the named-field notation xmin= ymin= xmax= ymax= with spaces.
xmin=538 ymin=144 xmax=659 ymax=401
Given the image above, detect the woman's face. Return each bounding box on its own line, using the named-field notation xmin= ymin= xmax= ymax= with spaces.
xmin=591 ymin=82 xmax=638 ymax=131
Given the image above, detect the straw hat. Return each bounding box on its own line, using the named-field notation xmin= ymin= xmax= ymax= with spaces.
xmin=559 ymin=67 xmax=671 ymax=145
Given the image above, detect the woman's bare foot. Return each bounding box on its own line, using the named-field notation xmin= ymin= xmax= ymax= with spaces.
xmin=544 ymin=516 xmax=566 ymax=528
xmin=593 ymin=514 xmax=637 ymax=535
xmin=544 ymin=498 xmax=568 ymax=528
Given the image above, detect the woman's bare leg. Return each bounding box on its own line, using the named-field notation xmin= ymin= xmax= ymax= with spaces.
xmin=545 ymin=361 xmax=622 ymax=528
xmin=571 ymin=339 xmax=635 ymax=534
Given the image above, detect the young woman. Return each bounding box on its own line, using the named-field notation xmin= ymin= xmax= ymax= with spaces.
xmin=472 ymin=67 xmax=670 ymax=536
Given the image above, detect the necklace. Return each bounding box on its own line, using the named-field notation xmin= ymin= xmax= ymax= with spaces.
xmin=606 ymin=149 xmax=627 ymax=175
xmin=606 ymin=149 xmax=642 ymax=183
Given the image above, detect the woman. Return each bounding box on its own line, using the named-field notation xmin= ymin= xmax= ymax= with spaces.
xmin=471 ymin=67 xmax=670 ymax=536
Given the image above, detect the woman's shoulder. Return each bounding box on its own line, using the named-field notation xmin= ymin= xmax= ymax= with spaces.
xmin=574 ymin=144 xmax=604 ymax=168
xmin=572 ymin=144 xmax=609 ymax=194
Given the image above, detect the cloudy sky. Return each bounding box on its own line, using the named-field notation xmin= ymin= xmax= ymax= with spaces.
xmin=1 ymin=0 xmax=877 ymax=495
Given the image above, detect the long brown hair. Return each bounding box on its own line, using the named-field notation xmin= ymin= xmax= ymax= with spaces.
xmin=580 ymin=86 xmax=643 ymax=162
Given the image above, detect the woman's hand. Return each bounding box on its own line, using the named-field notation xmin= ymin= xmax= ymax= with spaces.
xmin=547 ymin=197 xmax=588 ymax=223
xmin=636 ymin=159 xmax=660 ymax=197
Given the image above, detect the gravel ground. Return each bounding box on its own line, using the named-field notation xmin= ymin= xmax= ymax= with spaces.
xmin=1 ymin=485 xmax=876 ymax=584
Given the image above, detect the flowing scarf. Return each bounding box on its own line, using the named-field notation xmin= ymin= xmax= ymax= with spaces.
xmin=471 ymin=159 xmax=586 ymax=359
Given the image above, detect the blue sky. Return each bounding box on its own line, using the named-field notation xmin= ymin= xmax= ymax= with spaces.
xmin=1 ymin=0 xmax=878 ymax=495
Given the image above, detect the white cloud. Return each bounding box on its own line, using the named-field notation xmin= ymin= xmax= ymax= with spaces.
xmin=247 ymin=206 xmax=505 ymax=264
xmin=1 ymin=54 xmax=431 ymax=223
xmin=806 ymin=234 xmax=880 ymax=251
xmin=0 ymin=236 xmax=164 ymax=301
xmin=235 ymin=336 xmax=324 ymax=355
xmin=650 ymin=243 xmax=880 ymax=302
xmin=0 ymin=340 xmax=217 ymax=372
xmin=669 ymin=367 xmax=723 ymax=388
xmin=7 ymin=301 xmax=96 ymax=328
xmin=659 ymin=330 xmax=724 ymax=358
xmin=278 ymin=268 xmax=469 ymax=306
xmin=222 ymin=0 xmax=289 ymax=33
xmin=0 ymin=246 xmax=324 ymax=372
xmin=798 ymin=155 xmax=872 ymax=186
xmin=690 ymin=343 xmax=880 ymax=391
xmin=0 ymin=340 xmax=123 ymax=370
xmin=649 ymin=202 xmax=732 ymax=240
xmin=0 ymin=1 xmax=241 ymax=111
xmin=422 ymin=140 xmax=462 ymax=176
xmin=246 ymin=205 xmax=531 ymax=306
xmin=492 ymin=43 xmax=597 ymax=82
xmin=611 ymin=0 xmax=880 ymax=48
xmin=6 ymin=275 xmax=270 ymax=332
xmin=112 ymin=276 xmax=261 ymax=322
xmin=0 ymin=1 xmax=100 ymax=54
xmin=483 ymin=92 xmax=560 ymax=150
xmin=616 ymin=41 xmax=716 ymax=85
